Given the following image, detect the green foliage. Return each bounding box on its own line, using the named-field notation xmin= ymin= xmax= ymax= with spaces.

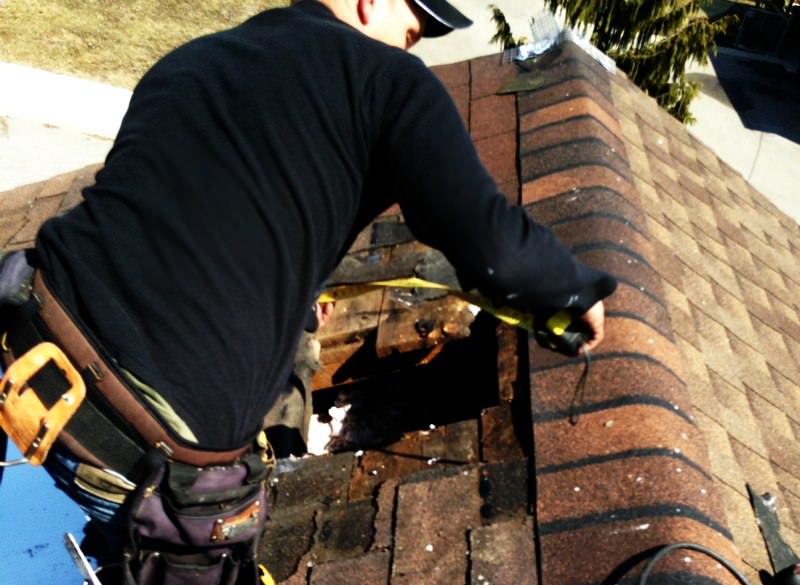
xmin=546 ymin=0 xmax=737 ymax=122
xmin=489 ymin=5 xmax=527 ymax=51
xmin=487 ymin=0 xmax=735 ymax=123
xmin=608 ymin=15 xmax=736 ymax=123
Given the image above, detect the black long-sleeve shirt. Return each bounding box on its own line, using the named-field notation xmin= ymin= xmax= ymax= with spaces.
xmin=34 ymin=1 xmax=616 ymax=449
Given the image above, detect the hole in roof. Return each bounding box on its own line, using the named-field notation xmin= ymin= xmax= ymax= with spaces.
xmin=308 ymin=311 xmax=530 ymax=457
xmin=270 ymin=219 xmax=533 ymax=467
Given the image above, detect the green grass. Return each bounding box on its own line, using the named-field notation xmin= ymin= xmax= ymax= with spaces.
xmin=0 ymin=0 xmax=288 ymax=88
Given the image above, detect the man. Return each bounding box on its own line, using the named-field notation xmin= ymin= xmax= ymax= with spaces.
xmin=0 ymin=0 xmax=615 ymax=583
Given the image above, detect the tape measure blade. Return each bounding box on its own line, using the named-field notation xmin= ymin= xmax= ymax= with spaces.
xmin=321 ymin=279 xmax=535 ymax=331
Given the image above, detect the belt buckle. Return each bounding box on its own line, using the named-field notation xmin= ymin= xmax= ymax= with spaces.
xmin=0 ymin=342 xmax=86 ymax=465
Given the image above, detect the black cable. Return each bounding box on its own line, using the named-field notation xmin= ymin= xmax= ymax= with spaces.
xmin=569 ymin=348 xmax=591 ymax=425
xmin=639 ymin=542 xmax=753 ymax=585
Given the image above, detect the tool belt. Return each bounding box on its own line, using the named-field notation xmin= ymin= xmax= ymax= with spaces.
xmin=1 ymin=270 xmax=251 ymax=478
xmin=122 ymin=449 xmax=267 ymax=585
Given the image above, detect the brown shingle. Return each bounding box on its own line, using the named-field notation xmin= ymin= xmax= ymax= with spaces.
xmin=517 ymin=76 xmax=613 ymax=118
xmin=513 ymin=41 xmax=784 ymax=585
xmin=521 ymin=165 xmax=634 ymax=204
xmin=311 ymin=500 xmax=375 ymax=563
xmin=530 ymin=314 xmax=683 ymax=380
xmin=371 ymin=479 xmax=399 ymax=552
xmin=0 ymin=165 xmax=97 ymax=250
xmin=550 ymin=213 xmax=649 ymax=254
xmin=689 ymin=133 xmax=725 ymax=176
xmin=479 ymin=460 xmax=531 ymax=521
xmin=497 ymin=176 xmax=520 ymax=205
xmin=310 ymin=551 xmax=391 ymax=585
xmin=530 ymin=356 xmax=685 ymax=415
xmin=521 ymin=115 xmax=626 ymax=157
xmin=10 ymin=194 xmax=62 ymax=246
xmin=519 ymin=95 xmax=622 ymax=138
xmin=532 ymin=406 xmax=707 ymax=474
xmin=259 ymin=504 xmax=316 ymax=582
xmin=605 ymin=281 xmax=674 ymax=336
xmin=535 ymin=457 xmax=721 ymax=527
xmin=469 ymin=519 xmax=537 ymax=585
xmin=470 ymin=93 xmax=516 ymax=141
xmin=609 ymin=51 xmax=800 ymax=585
xmin=469 ymin=53 xmax=516 ymax=100
xmin=521 ymin=138 xmax=632 ymax=184
xmin=430 ymin=61 xmax=468 ymax=90
xmin=392 ymin=468 xmax=481 ymax=584
xmin=525 ymin=185 xmax=647 ymax=230
xmin=269 ymin=452 xmax=353 ymax=509
xmin=445 ymin=81 xmax=470 ymax=127
xmin=572 ymin=246 xmax=663 ymax=306
xmin=538 ymin=518 xmax=741 ymax=585
xmin=65 ymin=164 xmax=99 ymax=204
xmin=0 ymin=210 xmax=28 ymax=251
xmin=0 ymin=181 xmax=41 ymax=215
xmin=474 ymin=130 xmax=517 ymax=194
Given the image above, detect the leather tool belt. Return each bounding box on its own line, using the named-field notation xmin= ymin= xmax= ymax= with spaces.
xmin=1 ymin=270 xmax=250 ymax=479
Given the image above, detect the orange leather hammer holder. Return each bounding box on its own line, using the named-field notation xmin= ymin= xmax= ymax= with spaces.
xmin=0 ymin=342 xmax=86 ymax=465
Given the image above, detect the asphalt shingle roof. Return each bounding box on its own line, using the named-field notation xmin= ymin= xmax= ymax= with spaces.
xmin=3 ymin=38 xmax=800 ymax=585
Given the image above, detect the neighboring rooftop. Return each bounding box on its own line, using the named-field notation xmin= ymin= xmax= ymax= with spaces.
xmin=2 ymin=38 xmax=800 ymax=585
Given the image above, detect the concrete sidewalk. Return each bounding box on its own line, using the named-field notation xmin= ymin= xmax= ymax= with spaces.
xmin=686 ymin=55 xmax=800 ymax=221
xmin=0 ymin=62 xmax=131 ymax=192
xmin=1 ymin=1 xmax=798 ymax=222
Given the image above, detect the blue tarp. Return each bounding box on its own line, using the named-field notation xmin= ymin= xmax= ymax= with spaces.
xmin=0 ymin=442 xmax=88 ymax=585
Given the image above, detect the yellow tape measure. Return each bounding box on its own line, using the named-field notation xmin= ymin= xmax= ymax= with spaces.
xmin=259 ymin=564 xmax=276 ymax=585
xmin=318 ymin=277 xmax=533 ymax=330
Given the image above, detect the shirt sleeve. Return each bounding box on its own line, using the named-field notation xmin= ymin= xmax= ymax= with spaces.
xmin=370 ymin=54 xmax=616 ymax=314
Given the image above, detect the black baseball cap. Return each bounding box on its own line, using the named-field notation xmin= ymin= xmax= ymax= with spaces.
xmin=412 ymin=0 xmax=473 ymax=37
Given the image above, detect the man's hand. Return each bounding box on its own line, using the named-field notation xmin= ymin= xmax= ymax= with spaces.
xmin=314 ymin=302 xmax=336 ymax=330
xmin=579 ymin=300 xmax=606 ymax=354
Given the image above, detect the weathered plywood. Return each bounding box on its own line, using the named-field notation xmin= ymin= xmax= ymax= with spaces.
xmin=316 ymin=232 xmax=475 ymax=389
xmin=375 ymin=293 xmax=476 ymax=358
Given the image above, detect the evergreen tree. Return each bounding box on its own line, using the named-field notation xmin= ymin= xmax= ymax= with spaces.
xmin=489 ymin=5 xmax=527 ymax=51
xmin=547 ymin=0 xmax=736 ymax=122
xmin=490 ymin=2 xmax=736 ymax=122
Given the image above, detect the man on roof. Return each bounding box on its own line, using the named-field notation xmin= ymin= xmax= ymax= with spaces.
xmin=0 ymin=0 xmax=616 ymax=583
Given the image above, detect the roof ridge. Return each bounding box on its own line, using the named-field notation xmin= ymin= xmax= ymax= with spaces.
xmin=516 ymin=39 xmax=744 ymax=585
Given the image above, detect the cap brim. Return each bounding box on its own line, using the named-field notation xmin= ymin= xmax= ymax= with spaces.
xmin=412 ymin=0 xmax=473 ymax=37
